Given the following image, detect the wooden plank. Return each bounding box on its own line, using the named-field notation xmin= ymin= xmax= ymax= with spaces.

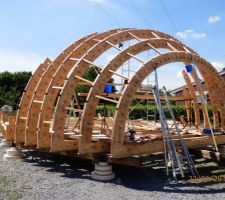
xmin=108 ymin=69 xmax=129 ymax=79
xmin=65 ymin=107 xmax=83 ymax=112
xmin=74 ymin=75 xmax=93 ymax=85
xmin=33 ymin=100 xmax=43 ymax=104
xmin=52 ymin=86 xmax=63 ymax=89
xmin=78 ymin=92 xmax=186 ymax=101
xmin=95 ymin=95 xmax=118 ymax=104
xmin=189 ymin=148 xmax=223 ymax=161
xmin=167 ymin=42 xmax=177 ymax=51
xmin=126 ymin=52 xmax=144 ymax=63
xmin=111 ymin=135 xmax=225 ymax=158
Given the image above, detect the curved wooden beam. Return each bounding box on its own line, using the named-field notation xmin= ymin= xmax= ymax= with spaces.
xmin=24 ymin=34 xmax=95 ymax=146
xmin=182 ymin=87 xmax=192 ymax=123
xmin=182 ymin=70 xmax=200 ymax=127
xmin=190 ymin=68 xmax=209 ymax=128
xmin=37 ymin=28 xmax=130 ymax=149
xmin=14 ymin=58 xmax=52 ymax=145
xmin=79 ymin=38 xmax=193 ymax=154
xmin=51 ymin=29 xmax=196 ymax=152
xmin=111 ymin=51 xmax=224 ymax=158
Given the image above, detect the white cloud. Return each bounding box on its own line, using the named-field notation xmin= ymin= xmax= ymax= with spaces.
xmin=208 ymin=16 xmax=221 ymax=23
xmin=0 ymin=49 xmax=45 ymax=72
xmin=176 ymin=29 xmax=206 ymax=40
xmin=210 ymin=61 xmax=225 ymax=72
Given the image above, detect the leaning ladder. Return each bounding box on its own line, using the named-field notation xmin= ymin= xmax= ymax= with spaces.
xmin=162 ymin=86 xmax=199 ymax=177
xmin=152 ymin=69 xmax=184 ymax=179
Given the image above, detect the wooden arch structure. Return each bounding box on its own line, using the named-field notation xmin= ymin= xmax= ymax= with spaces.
xmin=3 ymin=28 xmax=224 ymax=160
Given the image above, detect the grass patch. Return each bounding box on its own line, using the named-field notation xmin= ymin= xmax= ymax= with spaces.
xmin=196 ymin=161 xmax=225 ymax=176
xmin=0 ymin=175 xmax=23 ymax=200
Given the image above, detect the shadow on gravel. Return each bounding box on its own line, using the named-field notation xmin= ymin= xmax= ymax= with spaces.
xmin=20 ymin=149 xmax=225 ymax=194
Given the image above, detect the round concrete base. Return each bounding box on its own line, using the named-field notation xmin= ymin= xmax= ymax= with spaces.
xmin=3 ymin=147 xmax=20 ymax=160
xmin=91 ymin=162 xmax=115 ymax=181
xmin=0 ymin=139 xmax=10 ymax=148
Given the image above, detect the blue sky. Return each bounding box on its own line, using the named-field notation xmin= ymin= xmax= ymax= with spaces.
xmin=0 ymin=0 xmax=224 ymax=89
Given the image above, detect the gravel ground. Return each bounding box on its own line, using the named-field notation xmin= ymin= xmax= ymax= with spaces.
xmin=1 ymin=137 xmax=225 ymax=200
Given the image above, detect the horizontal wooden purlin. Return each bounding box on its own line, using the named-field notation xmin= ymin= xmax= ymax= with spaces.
xmin=128 ymin=32 xmax=142 ymax=41
xmin=69 ymin=58 xmax=80 ymax=61
xmin=151 ymin=31 xmax=161 ymax=39
xmin=78 ymin=92 xmax=186 ymax=101
xmin=20 ymin=117 xmax=27 ymax=120
xmin=183 ymin=46 xmax=191 ymax=53
xmin=33 ymin=100 xmax=43 ymax=104
xmin=146 ymin=43 xmax=162 ymax=55
xmin=78 ymin=82 xmax=127 ymax=86
xmin=52 ymin=86 xmax=63 ymax=89
xmin=105 ymin=40 xmax=121 ymax=51
xmin=65 ymin=107 xmax=83 ymax=112
xmin=95 ymin=95 xmax=118 ymax=104
xmin=108 ymin=69 xmax=129 ymax=80
xmin=74 ymin=75 xmax=93 ymax=85
xmin=43 ymin=120 xmax=51 ymax=124
xmin=167 ymin=42 xmax=178 ymax=51
xmin=126 ymin=52 xmax=144 ymax=63
xmin=83 ymin=59 xmax=102 ymax=69
xmin=111 ymin=135 xmax=225 ymax=158
xmin=92 ymin=38 xmax=102 ymax=42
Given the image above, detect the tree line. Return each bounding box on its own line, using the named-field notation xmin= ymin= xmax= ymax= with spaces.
xmin=0 ymin=71 xmax=32 ymax=109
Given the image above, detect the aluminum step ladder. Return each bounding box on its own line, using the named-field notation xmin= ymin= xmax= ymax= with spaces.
xmin=162 ymin=86 xmax=199 ymax=177
xmin=152 ymin=69 xmax=198 ymax=179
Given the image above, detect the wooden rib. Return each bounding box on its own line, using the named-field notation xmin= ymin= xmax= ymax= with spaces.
xmin=15 ymin=58 xmax=51 ymax=144
xmin=182 ymin=70 xmax=200 ymax=127
xmin=38 ymin=29 xmax=124 ymax=150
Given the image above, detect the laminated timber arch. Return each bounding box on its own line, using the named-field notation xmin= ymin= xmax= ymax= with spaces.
xmin=36 ymin=28 xmax=130 ymax=149
xmin=50 ymin=28 xmax=197 ymax=152
xmin=111 ymin=51 xmax=225 ymax=158
xmin=12 ymin=28 xmax=225 ymax=158
xmin=15 ymin=58 xmax=52 ymax=144
xmin=79 ymin=38 xmax=195 ymax=154
xmin=24 ymin=33 xmax=97 ymax=146
xmin=15 ymin=33 xmax=95 ymax=146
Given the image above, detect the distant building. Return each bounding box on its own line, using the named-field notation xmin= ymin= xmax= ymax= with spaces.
xmin=171 ymin=69 xmax=225 ymax=104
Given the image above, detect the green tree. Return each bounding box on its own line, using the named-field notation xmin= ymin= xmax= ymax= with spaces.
xmin=0 ymin=71 xmax=32 ymax=109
